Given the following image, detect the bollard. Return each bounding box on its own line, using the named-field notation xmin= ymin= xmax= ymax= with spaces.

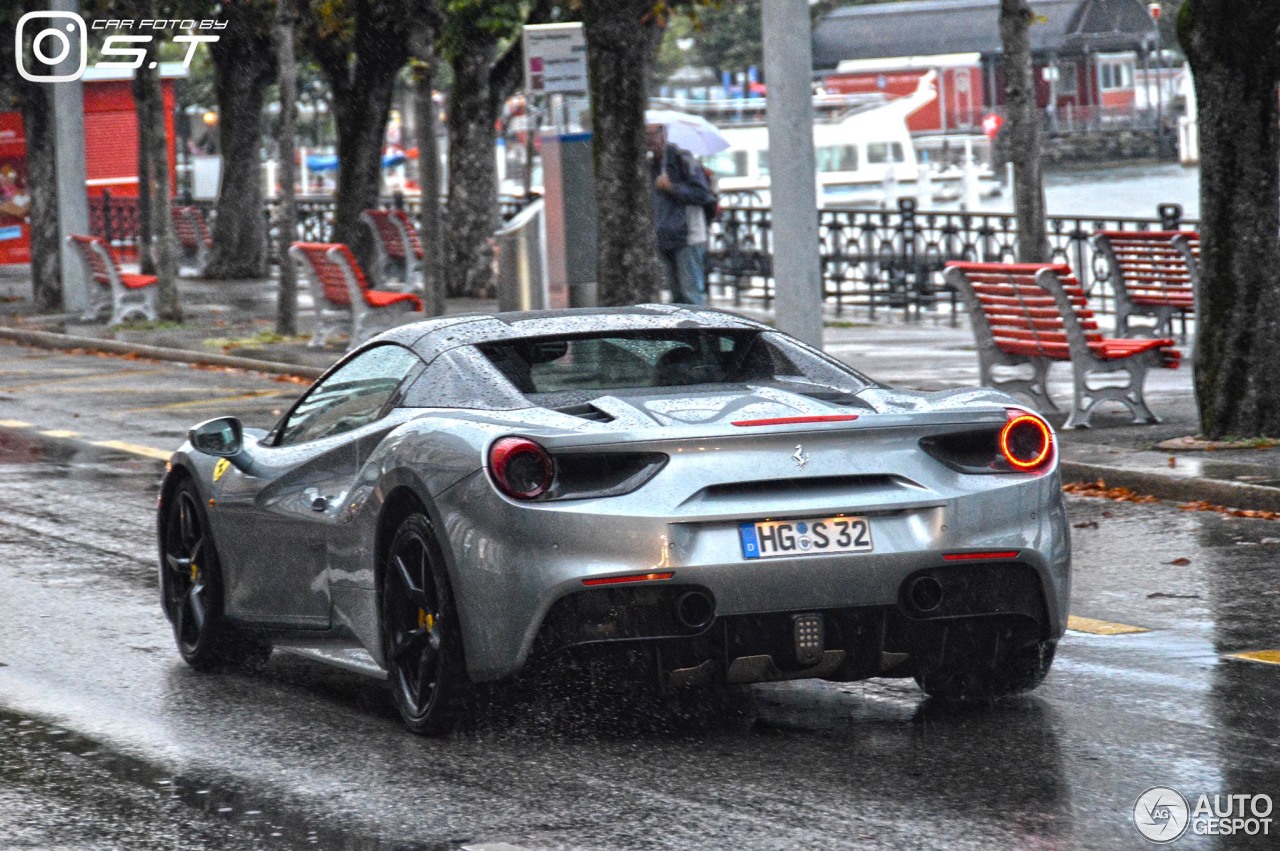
xmin=1158 ymin=203 xmax=1183 ymax=231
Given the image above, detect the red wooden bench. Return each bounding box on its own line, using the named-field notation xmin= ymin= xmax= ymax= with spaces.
xmin=66 ymin=234 xmax=159 ymax=325
xmin=289 ymin=242 xmax=423 ymax=350
xmin=944 ymin=261 xmax=1180 ymax=429
xmin=172 ymin=206 xmax=213 ymax=270
xmin=1091 ymin=230 xmax=1199 ymax=339
xmin=360 ymin=209 xmax=424 ymax=287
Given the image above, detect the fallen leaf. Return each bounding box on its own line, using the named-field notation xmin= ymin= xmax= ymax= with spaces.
xmin=1073 ymin=520 xmax=1099 ymax=529
xmin=1166 ymin=557 xmax=1191 ymax=566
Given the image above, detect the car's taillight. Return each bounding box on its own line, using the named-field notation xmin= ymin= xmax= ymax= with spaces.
xmin=1000 ymin=410 xmax=1053 ymax=471
xmin=489 ymin=437 xmax=554 ymax=500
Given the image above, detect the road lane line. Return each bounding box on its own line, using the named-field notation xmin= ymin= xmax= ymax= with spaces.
xmin=1067 ymin=615 xmax=1151 ymax=635
xmin=0 ymin=368 xmax=168 ymax=392
xmin=121 ymin=389 xmax=287 ymax=414
xmin=90 ymin=440 xmax=173 ymax=461
xmin=1 ymin=419 xmax=171 ymax=462
xmin=1227 ymin=650 xmax=1280 ymax=666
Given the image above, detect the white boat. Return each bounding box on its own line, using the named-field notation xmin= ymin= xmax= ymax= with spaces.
xmin=699 ymin=73 xmax=997 ymax=209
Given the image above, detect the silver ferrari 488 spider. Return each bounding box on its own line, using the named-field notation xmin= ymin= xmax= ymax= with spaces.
xmin=158 ymin=306 xmax=1069 ymax=734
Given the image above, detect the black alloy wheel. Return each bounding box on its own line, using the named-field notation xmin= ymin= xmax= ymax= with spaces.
xmin=383 ymin=513 xmax=468 ymax=735
xmin=160 ymin=479 xmax=266 ymax=670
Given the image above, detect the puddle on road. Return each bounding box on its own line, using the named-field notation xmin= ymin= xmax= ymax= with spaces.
xmin=0 ymin=427 xmax=162 ymax=483
xmin=0 ymin=707 xmax=439 ymax=850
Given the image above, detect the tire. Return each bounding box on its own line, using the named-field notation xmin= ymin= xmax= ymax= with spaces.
xmin=382 ymin=513 xmax=470 ymax=735
xmin=915 ymin=635 xmax=1056 ymax=702
xmin=159 ymin=478 xmax=269 ymax=670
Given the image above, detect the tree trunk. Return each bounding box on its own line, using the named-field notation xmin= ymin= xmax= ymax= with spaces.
xmin=133 ymin=68 xmax=155 ymax=276
xmin=582 ymin=0 xmax=663 ymax=305
xmin=274 ymin=0 xmax=299 ymax=335
xmin=1180 ymin=1 xmax=1280 ymax=437
xmin=205 ymin=10 xmax=274 ymax=279
xmin=308 ymin=3 xmax=410 ymax=259
xmin=444 ymin=46 xmax=499 ymax=298
xmin=19 ymin=81 xmax=60 ymax=311
xmin=328 ymin=69 xmax=397 ymax=252
xmin=411 ymin=20 xmax=446 ymax=316
xmin=998 ymin=0 xmax=1047 ymax=263
xmin=137 ymin=39 xmax=181 ymax=321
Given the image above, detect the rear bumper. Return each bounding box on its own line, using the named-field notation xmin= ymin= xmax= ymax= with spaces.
xmin=436 ymin=470 xmax=1070 ymax=682
xmin=534 ymin=561 xmax=1052 ymax=686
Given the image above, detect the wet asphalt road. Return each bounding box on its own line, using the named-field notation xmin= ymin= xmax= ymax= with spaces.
xmin=1 ymin=342 xmax=1279 ymax=849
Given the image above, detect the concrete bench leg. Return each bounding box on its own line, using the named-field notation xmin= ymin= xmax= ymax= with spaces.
xmin=309 ymin=307 xmax=350 ymax=349
xmin=981 ymin=355 xmax=1060 ymax=414
xmin=107 ymin=285 xmax=158 ymax=326
xmin=83 ymin=285 xmax=112 ymax=322
xmin=1063 ymin=354 xmax=1159 ymax=429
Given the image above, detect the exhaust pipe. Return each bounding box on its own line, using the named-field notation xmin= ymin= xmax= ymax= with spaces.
xmin=908 ymin=575 xmax=944 ymax=613
xmin=674 ymin=590 xmax=715 ymax=630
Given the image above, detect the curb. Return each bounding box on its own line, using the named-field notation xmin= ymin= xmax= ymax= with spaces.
xmin=0 ymin=326 xmax=326 ymax=380
xmin=1060 ymin=460 xmax=1280 ymax=514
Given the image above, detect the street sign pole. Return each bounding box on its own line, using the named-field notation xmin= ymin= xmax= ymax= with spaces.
xmin=1148 ymin=3 xmax=1164 ymax=159
xmin=51 ymin=0 xmax=90 ymax=313
xmin=762 ymin=0 xmax=822 ymax=348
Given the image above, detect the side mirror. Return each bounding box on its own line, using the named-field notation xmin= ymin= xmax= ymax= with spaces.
xmin=189 ymin=416 xmax=243 ymax=458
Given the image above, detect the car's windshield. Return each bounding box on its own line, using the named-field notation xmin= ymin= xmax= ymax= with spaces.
xmin=474 ymin=329 xmax=871 ymax=404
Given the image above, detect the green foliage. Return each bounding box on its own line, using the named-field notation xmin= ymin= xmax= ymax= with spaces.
xmin=438 ymin=0 xmax=525 ymax=60
xmin=657 ymin=0 xmax=904 ymax=80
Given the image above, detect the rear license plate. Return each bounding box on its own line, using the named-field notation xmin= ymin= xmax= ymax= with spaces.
xmin=739 ymin=516 xmax=873 ymax=560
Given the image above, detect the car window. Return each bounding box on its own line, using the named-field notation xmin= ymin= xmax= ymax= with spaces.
xmin=277 ymin=344 xmax=421 ymax=446
xmin=475 ymin=329 xmax=871 ymax=405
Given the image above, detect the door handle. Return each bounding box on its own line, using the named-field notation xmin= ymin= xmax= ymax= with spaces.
xmin=310 ymin=495 xmax=329 ymax=512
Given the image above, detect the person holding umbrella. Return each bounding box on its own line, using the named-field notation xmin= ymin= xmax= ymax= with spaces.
xmin=646 ymin=122 xmax=716 ymax=305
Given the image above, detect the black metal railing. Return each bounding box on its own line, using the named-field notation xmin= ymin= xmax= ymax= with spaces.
xmin=707 ymin=198 xmax=1195 ymax=322
xmin=91 ymin=188 xmax=1195 ymax=324
xmin=90 ymin=190 xmax=535 ymax=259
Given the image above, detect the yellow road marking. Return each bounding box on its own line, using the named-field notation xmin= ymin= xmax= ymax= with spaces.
xmin=0 ymin=368 xmax=168 ymax=392
xmin=1228 ymin=650 xmax=1280 ymax=666
xmin=1067 ymin=615 xmax=1151 ymax=635
xmin=90 ymin=440 xmax=172 ymax=461
xmin=0 ymin=416 xmax=170 ymax=462
xmin=121 ymin=389 xmax=286 ymax=414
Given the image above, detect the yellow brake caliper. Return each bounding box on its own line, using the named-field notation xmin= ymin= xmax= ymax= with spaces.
xmin=418 ymin=609 xmax=434 ymax=631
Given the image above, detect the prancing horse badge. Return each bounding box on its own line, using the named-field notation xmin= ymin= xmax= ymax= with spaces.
xmin=792 ymin=445 xmax=809 ymax=469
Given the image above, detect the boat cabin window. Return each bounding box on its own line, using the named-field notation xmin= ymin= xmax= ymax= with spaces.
xmin=866 ymin=142 xmax=905 ymax=165
xmin=705 ymin=150 xmax=749 ymax=178
xmin=816 ymin=145 xmax=858 ymax=173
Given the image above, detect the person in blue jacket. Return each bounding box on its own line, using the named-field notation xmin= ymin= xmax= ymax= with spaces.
xmin=646 ymin=123 xmax=715 ymax=304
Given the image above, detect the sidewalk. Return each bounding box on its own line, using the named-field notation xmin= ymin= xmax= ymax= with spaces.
xmin=5 ymin=268 xmax=1280 ymax=512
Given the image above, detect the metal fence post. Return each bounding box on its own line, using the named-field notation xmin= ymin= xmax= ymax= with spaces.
xmin=102 ymin=190 xmax=113 ymax=247
xmin=1158 ymin=203 xmax=1183 ymax=230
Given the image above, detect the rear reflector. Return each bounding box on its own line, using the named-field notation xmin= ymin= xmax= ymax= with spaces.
xmin=942 ymin=551 xmax=1020 ymax=561
xmin=582 ymin=571 xmax=675 ymax=587
xmin=731 ymin=415 xmax=859 ymax=427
